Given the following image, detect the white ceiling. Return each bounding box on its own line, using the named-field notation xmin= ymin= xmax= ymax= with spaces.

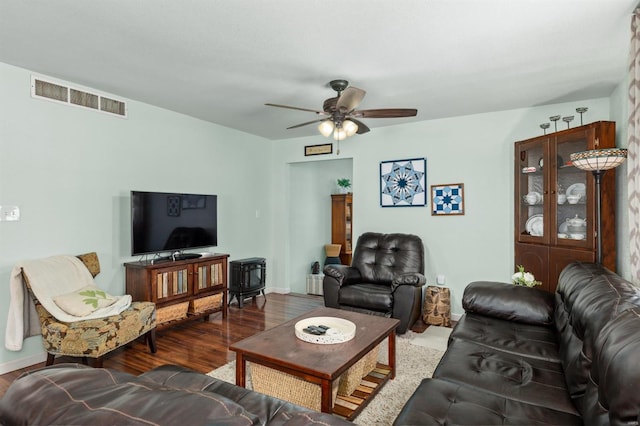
xmin=0 ymin=1 xmax=636 ymax=140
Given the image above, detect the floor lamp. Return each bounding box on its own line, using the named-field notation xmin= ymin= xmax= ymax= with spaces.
xmin=569 ymin=148 xmax=628 ymax=264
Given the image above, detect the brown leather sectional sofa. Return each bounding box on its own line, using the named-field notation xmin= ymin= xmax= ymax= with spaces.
xmin=3 ymin=262 xmax=639 ymax=425
xmin=395 ymin=262 xmax=640 ymax=425
xmin=0 ymin=364 xmax=352 ymax=425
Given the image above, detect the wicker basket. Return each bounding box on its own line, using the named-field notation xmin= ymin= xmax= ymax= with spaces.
xmin=156 ymin=301 xmax=189 ymax=324
xmin=336 ymin=344 xmax=381 ymax=396
xmin=189 ymin=293 xmax=222 ymax=314
xmin=337 ymin=359 xmax=364 ymax=396
xmin=361 ymin=344 xmax=381 ymax=378
xmin=324 ymin=244 xmax=341 ymax=257
xmin=250 ymin=363 xmax=339 ymax=411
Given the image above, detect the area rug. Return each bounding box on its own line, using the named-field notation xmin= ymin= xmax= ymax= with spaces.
xmin=406 ymin=325 xmax=452 ymax=352
xmin=207 ymin=334 xmax=444 ymax=425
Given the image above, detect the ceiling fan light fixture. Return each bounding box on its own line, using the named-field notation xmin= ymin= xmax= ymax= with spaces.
xmin=318 ymin=120 xmax=334 ymax=137
xmin=266 ymin=79 xmax=417 ymax=139
xmin=333 ymin=127 xmax=347 ymax=141
xmin=343 ymin=119 xmax=358 ymax=137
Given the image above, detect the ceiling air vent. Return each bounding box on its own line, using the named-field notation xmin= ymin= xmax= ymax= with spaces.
xmin=31 ymin=75 xmax=127 ymax=118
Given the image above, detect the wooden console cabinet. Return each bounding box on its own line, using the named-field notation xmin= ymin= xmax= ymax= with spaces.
xmin=125 ymin=253 xmax=229 ymax=328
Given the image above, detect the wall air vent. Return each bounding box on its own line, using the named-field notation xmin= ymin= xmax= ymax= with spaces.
xmin=31 ymin=75 xmax=127 ymax=118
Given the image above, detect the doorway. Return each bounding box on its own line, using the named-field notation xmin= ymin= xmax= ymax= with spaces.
xmin=287 ymin=158 xmax=353 ymax=293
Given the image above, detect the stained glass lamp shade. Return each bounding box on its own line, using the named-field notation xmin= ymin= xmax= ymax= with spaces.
xmin=570 ymin=148 xmax=628 ymax=171
xmin=569 ymin=148 xmax=627 ymax=264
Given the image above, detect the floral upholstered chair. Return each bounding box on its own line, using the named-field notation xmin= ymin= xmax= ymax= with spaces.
xmin=23 ymin=252 xmax=157 ymax=367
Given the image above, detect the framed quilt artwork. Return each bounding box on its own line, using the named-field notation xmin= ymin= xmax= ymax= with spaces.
xmin=380 ymin=158 xmax=427 ymax=207
xmin=431 ymin=183 xmax=464 ymax=215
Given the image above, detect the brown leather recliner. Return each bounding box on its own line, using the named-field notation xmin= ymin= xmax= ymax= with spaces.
xmin=323 ymin=232 xmax=426 ymax=334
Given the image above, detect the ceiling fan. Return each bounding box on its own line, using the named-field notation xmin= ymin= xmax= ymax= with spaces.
xmin=265 ymin=79 xmax=417 ymax=141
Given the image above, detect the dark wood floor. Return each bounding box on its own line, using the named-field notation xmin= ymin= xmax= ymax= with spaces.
xmin=0 ymin=293 xmax=429 ymax=397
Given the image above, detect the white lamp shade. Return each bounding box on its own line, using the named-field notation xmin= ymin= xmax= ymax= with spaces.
xmin=570 ymin=148 xmax=628 ymax=171
xmin=318 ymin=120 xmax=334 ymax=137
xmin=343 ymin=120 xmax=358 ymax=137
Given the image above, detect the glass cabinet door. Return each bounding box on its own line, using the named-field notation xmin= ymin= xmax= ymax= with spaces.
xmin=553 ymin=130 xmax=591 ymax=248
xmin=345 ymin=199 xmax=352 ymax=253
xmin=516 ymin=138 xmax=548 ymax=243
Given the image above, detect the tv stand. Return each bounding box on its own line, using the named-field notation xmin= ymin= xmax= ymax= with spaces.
xmin=125 ymin=253 xmax=229 ymax=329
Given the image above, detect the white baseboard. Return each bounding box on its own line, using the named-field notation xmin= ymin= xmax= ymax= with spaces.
xmin=452 ymin=312 xmax=462 ymax=322
xmin=0 ymin=352 xmax=47 ymax=375
xmin=265 ymin=287 xmax=290 ymax=294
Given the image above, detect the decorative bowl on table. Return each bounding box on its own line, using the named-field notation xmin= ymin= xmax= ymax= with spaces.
xmin=294 ymin=317 xmax=356 ymax=344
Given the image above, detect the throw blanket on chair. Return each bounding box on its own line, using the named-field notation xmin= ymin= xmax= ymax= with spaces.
xmin=5 ymin=255 xmax=131 ymax=351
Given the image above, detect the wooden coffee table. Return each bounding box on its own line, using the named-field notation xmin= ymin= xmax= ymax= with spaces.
xmin=230 ymin=307 xmax=399 ymax=419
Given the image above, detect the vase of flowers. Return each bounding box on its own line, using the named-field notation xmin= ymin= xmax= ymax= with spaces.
xmin=512 ymin=265 xmax=541 ymax=287
xmin=337 ymin=178 xmax=351 ymax=194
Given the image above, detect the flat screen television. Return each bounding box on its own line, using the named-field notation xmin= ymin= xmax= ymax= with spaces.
xmin=131 ymin=190 xmax=217 ymax=257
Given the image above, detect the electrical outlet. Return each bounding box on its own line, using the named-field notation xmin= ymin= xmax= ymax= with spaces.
xmin=436 ymin=274 xmax=445 ymax=285
xmin=0 ymin=205 xmax=20 ymax=221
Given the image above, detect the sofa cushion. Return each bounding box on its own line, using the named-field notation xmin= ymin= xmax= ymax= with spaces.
xmin=581 ymin=307 xmax=640 ymax=425
xmin=432 ymin=339 xmax=578 ymax=415
xmin=554 ymin=263 xmax=640 ymax=411
xmin=394 ymin=378 xmax=582 ymax=426
xmin=53 ymin=284 xmax=118 ymax=317
xmin=351 ymin=232 xmax=424 ymax=284
xmin=0 ymin=364 xmax=261 ymax=425
xmin=463 ymin=281 xmax=555 ymax=325
xmin=338 ymin=283 xmax=393 ymax=313
xmin=140 ymin=365 xmax=328 ymax=425
xmin=451 ymin=312 xmax=560 ymax=362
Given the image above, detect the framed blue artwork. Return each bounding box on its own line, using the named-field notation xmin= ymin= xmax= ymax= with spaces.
xmin=380 ymin=158 xmax=427 ymax=207
xmin=431 ymin=183 xmax=464 ymax=215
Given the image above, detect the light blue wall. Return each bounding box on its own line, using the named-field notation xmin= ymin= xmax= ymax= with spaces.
xmin=272 ymin=98 xmax=614 ymax=318
xmin=610 ymin=78 xmax=630 ymax=279
xmin=0 ymin=62 xmax=272 ymax=372
xmin=0 ymin=59 xmax=626 ymax=374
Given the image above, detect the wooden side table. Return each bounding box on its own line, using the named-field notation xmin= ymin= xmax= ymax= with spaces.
xmin=423 ymin=285 xmax=451 ymax=327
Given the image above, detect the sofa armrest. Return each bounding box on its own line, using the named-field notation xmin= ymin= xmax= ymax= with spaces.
xmin=323 ymin=265 xmax=362 ymax=286
xmin=462 ymin=281 xmax=555 ymax=326
xmin=391 ymin=272 xmax=426 ymax=292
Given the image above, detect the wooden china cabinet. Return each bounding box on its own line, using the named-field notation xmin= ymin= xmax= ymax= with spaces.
xmin=514 ymin=121 xmax=616 ymax=293
xmin=331 ymin=193 xmax=353 ymax=265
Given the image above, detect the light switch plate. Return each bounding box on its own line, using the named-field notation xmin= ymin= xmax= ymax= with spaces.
xmin=0 ymin=205 xmax=20 ymax=221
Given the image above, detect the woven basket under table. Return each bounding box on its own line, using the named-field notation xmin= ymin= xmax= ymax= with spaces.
xmin=189 ymin=293 xmax=222 ymax=314
xmin=156 ymin=301 xmax=189 ymax=324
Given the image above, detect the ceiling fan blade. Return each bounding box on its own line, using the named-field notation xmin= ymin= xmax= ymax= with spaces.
xmin=354 ymin=108 xmax=417 ymax=118
xmin=336 ymin=87 xmax=366 ymax=113
xmin=265 ymin=103 xmax=327 ymax=115
xmin=286 ymin=118 xmax=327 ymax=130
xmin=349 ymin=118 xmax=370 ymax=134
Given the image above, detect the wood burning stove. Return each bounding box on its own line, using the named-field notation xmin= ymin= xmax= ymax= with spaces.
xmin=229 ymin=257 xmax=266 ymax=308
